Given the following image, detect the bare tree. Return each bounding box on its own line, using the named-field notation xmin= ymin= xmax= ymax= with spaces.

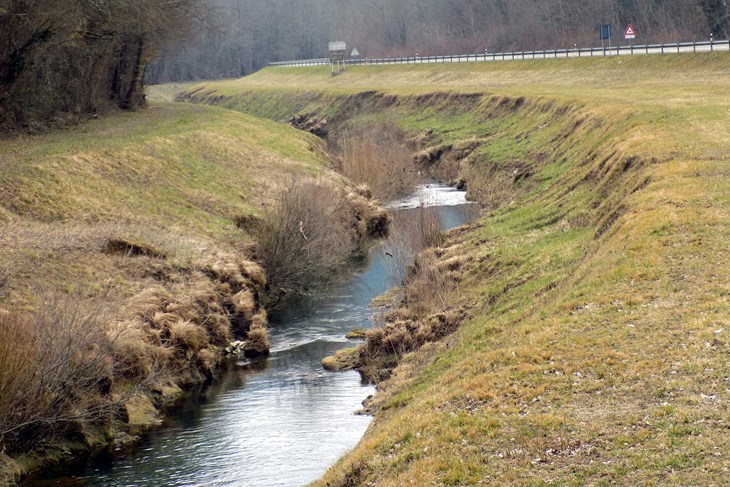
xmin=146 ymin=0 xmax=719 ymax=84
xmin=0 ymin=0 xmax=210 ymax=130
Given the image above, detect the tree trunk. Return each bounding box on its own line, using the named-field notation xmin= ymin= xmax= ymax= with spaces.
xmin=120 ymin=35 xmax=146 ymax=110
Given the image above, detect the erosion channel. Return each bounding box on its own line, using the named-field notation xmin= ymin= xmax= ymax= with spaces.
xmin=25 ymin=184 xmax=474 ymax=487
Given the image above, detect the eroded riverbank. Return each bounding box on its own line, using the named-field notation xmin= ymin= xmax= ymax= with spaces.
xmin=23 ymin=184 xmax=474 ymax=487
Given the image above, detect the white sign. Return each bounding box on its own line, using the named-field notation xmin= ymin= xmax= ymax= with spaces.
xmin=351 ymin=47 xmax=360 ymax=57
xmin=329 ymin=41 xmax=346 ymax=52
xmin=624 ymin=24 xmax=637 ymax=40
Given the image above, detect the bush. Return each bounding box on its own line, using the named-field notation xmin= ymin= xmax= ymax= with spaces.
xmin=254 ymin=179 xmax=358 ymax=296
xmin=340 ymin=120 xmax=418 ymax=200
xmin=0 ymin=296 xmax=115 ymax=454
xmin=387 ymin=204 xmax=445 ymax=284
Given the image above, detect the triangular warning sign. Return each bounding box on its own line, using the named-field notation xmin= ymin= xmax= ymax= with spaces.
xmin=624 ymin=24 xmax=637 ymax=39
xmin=351 ymin=48 xmax=360 ymax=57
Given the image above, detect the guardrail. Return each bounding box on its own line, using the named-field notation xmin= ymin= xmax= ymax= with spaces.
xmin=269 ymin=39 xmax=730 ymax=68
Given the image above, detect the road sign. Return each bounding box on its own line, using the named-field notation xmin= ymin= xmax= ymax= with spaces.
xmin=329 ymin=41 xmax=347 ymax=75
xmin=624 ymin=24 xmax=637 ymax=40
xmin=351 ymin=47 xmax=360 ymax=57
xmin=329 ymin=41 xmax=347 ymax=62
xmin=599 ymin=24 xmax=612 ymax=41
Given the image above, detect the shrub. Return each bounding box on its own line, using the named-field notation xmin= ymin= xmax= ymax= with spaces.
xmin=387 ymin=204 xmax=445 ymax=284
xmin=0 ymin=295 xmax=116 ymax=454
xmin=254 ymin=179 xmax=357 ymax=296
xmin=340 ymin=120 xmax=418 ymax=200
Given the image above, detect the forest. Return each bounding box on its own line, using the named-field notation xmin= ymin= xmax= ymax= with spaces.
xmin=0 ymin=0 xmax=208 ymax=130
xmin=147 ymin=0 xmax=730 ymax=82
xmin=1 ymin=0 xmax=729 ymax=129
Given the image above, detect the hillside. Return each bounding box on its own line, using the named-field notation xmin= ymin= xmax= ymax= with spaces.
xmin=1 ymin=102 xmax=336 ymax=308
xmin=171 ymin=54 xmax=730 ymax=484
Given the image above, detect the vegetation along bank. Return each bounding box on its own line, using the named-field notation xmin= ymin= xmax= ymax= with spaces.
xmin=174 ymin=53 xmax=730 ymax=484
xmin=0 ymin=101 xmax=388 ymax=483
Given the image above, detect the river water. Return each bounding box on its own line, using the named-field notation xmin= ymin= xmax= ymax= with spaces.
xmin=25 ymin=184 xmax=473 ymax=487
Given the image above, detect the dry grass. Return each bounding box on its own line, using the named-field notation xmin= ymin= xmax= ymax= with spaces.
xmin=358 ymin=231 xmax=472 ymax=382
xmin=339 ymin=119 xmax=420 ymax=200
xmin=111 ymin=318 xmax=174 ymax=379
xmin=243 ymin=326 xmax=270 ymax=357
xmin=109 ymin=250 xmax=273 ymax=386
xmin=231 ymin=290 xmax=256 ymax=321
xmin=167 ymin=320 xmax=208 ymax=351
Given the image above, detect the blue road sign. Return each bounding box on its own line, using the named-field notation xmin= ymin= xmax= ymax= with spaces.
xmin=600 ymin=24 xmax=612 ymax=41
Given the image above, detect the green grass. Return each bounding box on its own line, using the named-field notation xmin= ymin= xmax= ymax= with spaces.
xmin=0 ymin=101 xmax=337 ymax=307
xmin=0 ymin=102 xmax=331 ymax=232
xmin=164 ymin=53 xmax=730 ymax=485
xmin=175 ymin=53 xmax=730 ymax=107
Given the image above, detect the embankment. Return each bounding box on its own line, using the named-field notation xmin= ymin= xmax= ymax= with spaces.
xmin=0 ymin=102 xmax=387 ymax=482
xmin=172 ymin=55 xmax=730 ymax=484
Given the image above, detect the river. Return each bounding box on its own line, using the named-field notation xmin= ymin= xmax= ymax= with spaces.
xmin=24 ymin=184 xmax=473 ymax=487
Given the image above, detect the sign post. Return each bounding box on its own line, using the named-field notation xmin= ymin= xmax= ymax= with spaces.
xmin=624 ymin=24 xmax=637 ymax=54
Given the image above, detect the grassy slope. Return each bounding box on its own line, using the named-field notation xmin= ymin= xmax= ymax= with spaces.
xmin=0 ymin=101 xmax=330 ymax=231
xmin=173 ymin=54 xmax=730 ymax=485
xmin=0 ymin=101 xmax=333 ymax=304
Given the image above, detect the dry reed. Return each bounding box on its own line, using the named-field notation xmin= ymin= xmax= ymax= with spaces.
xmin=340 ymin=120 xmax=419 ymax=200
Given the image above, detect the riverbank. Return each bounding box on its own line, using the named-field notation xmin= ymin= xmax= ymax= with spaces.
xmin=0 ymin=102 xmax=388 ymax=483
xmin=22 ymin=183 xmax=472 ymax=487
xmin=168 ymin=54 xmax=730 ymax=484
